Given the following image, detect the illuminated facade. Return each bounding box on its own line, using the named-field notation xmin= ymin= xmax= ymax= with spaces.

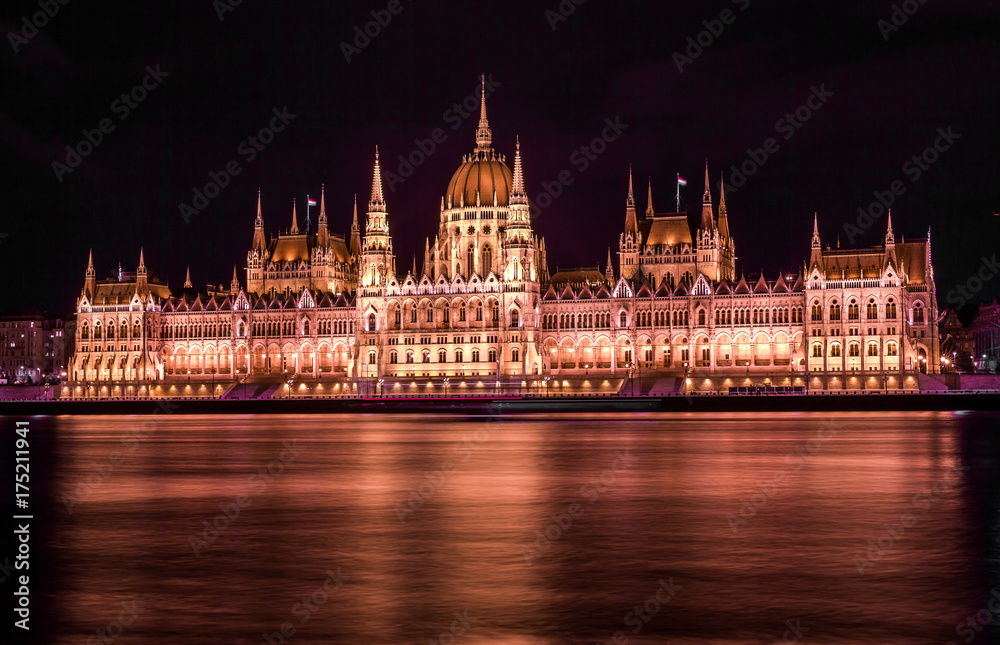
xmin=68 ymin=83 xmax=940 ymax=392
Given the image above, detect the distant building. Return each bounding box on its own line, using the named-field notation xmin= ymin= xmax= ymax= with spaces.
xmin=971 ymin=300 xmax=1000 ymax=373
xmin=66 ymin=82 xmax=941 ymax=394
xmin=0 ymin=309 xmax=74 ymax=383
xmin=939 ymin=310 xmax=975 ymax=372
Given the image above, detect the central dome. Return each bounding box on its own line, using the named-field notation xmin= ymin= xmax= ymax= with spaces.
xmin=446 ymin=151 xmax=513 ymax=208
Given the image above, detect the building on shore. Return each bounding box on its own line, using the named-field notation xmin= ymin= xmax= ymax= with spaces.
xmin=0 ymin=308 xmax=75 ymax=384
xmin=971 ymin=300 xmax=1000 ymax=373
xmin=65 ymin=83 xmax=940 ymax=397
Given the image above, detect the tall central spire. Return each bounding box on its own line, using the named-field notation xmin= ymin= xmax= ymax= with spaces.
xmin=511 ymin=136 xmax=527 ymax=206
xmin=370 ymin=146 xmax=386 ymax=210
xmin=475 ymin=74 xmax=492 ymax=151
xmin=290 ymin=199 xmax=299 ymax=235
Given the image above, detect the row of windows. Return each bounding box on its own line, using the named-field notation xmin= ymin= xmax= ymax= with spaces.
xmin=79 ymin=321 xmax=149 ymax=340
xmin=377 ymin=348 xmax=504 ymax=365
xmin=541 ymin=313 xmax=613 ymax=330
xmin=809 ymin=299 xmax=910 ymax=322
xmin=810 ymin=341 xmax=899 ymax=358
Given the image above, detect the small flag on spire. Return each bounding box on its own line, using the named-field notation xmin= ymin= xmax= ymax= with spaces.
xmin=307 ymin=198 xmax=318 ymax=207
xmin=677 ymin=176 xmax=688 ymax=187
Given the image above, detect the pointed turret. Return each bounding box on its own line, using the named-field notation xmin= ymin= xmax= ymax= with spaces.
xmin=252 ymin=189 xmax=266 ymax=253
xmin=810 ymin=213 xmax=822 ymax=269
xmin=230 ymin=266 xmax=239 ymax=295
xmin=317 ymin=184 xmax=329 ymax=247
xmin=290 ymin=199 xmax=299 ymax=235
xmin=605 ymin=248 xmax=615 ymax=283
xmin=349 ymin=195 xmax=361 ymax=257
xmin=646 ymin=177 xmax=655 ymax=217
xmin=700 ymin=160 xmax=715 ymax=231
xmin=361 ymin=148 xmax=394 ymax=286
xmin=183 ymin=266 xmax=192 ymax=289
xmin=885 ymin=209 xmax=895 ymax=246
xmin=510 ymin=136 xmax=528 ymax=206
xmin=475 ymin=74 xmax=492 ymax=152
xmin=136 ymin=248 xmax=148 ymax=292
xmin=369 ymin=147 xmax=386 ymax=215
xmin=84 ymin=249 xmax=96 ymax=297
xmin=624 ymin=166 xmax=638 ymax=237
xmin=718 ymin=172 xmax=730 ymax=241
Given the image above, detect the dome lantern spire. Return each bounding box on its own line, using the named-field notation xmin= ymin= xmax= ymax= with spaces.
xmin=475 ymin=74 xmax=492 ymax=152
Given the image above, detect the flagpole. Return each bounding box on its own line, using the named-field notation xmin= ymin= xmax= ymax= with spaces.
xmin=676 ymin=174 xmax=680 ymax=212
xmin=306 ymin=194 xmax=311 ymax=233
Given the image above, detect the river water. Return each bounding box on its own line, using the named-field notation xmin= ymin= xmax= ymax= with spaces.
xmin=10 ymin=411 xmax=1000 ymax=644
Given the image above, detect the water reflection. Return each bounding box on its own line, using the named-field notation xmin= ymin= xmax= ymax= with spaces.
xmin=24 ymin=411 xmax=1000 ymax=643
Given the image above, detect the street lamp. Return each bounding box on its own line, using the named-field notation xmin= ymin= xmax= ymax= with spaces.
xmin=443 ymin=377 xmax=450 ymax=398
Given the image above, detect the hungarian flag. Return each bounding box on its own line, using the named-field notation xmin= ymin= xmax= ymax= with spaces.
xmin=307 ymin=198 xmax=318 ymax=207
xmin=677 ymin=176 xmax=687 ymax=186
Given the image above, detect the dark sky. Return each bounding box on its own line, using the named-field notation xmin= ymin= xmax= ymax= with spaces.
xmin=2 ymin=1 xmax=998 ymax=320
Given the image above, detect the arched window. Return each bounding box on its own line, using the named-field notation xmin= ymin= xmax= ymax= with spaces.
xmin=394 ymin=309 xmax=401 ymax=325
xmin=482 ymin=246 xmax=493 ymax=274
xmin=913 ymin=303 xmax=924 ymax=323
xmin=830 ymin=343 xmax=842 ymax=358
xmin=389 ymin=351 xmax=397 ymax=364
xmin=830 ymin=301 xmax=841 ymax=321
xmin=849 ymin=343 xmax=860 ymax=357
xmin=472 ymin=349 xmax=480 ymax=362
xmin=368 ymin=351 xmax=377 ymax=365
xmin=422 ymin=350 xmax=431 ymax=363
xmin=438 ymin=349 xmax=447 ymax=363
xmin=698 ymin=310 xmax=705 ymax=326
xmin=443 ymin=308 xmax=450 ymax=323
xmin=410 ymin=307 xmax=417 ymax=323
xmin=848 ymin=301 xmax=859 ymax=320
xmin=867 ymin=299 xmax=878 ymax=320
xmin=812 ymin=343 xmax=823 ymax=358
xmin=488 ymin=348 xmax=497 ymax=363
xmin=476 ymin=304 xmax=483 ymax=322
xmin=492 ymin=304 xmax=500 ymax=322
xmin=886 ymin=299 xmax=897 ymax=320
xmin=427 ymin=307 xmax=434 ymax=323
xmin=867 ymin=342 xmax=879 ymax=357
xmin=512 ymin=348 xmax=520 ymax=362
xmin=620 ymin=312 xmax=628 ymax=328
xmin=455 ymin=349 xmax=464 ymax=363
xmin=886 ymin=341 xmax=898 ymax=356
xmin=405 ymin=351 xmax=414 ymax=364
xmin=510 ymin=309 xmax=520 ymax=328
xmin=467 ymin=246 xmax=475 ymax=276
xmin=459 ymin=305 xmax=467 ymax=322
xmin=811 ymin=302 xmax=822 ymax=322
xmin=303 ymin=320 xmax=310 ymax=335
xmin=368 ymin=313 xmax=376 ymax=332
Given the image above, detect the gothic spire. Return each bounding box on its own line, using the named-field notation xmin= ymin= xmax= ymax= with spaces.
xmin=255 ymin=188 xmax=263 ymax=226
xmin=811 ymin=212 xmax=821 ymax=249
xmin=627 ymin=165 xmax=635 ymax=209
xmin=885 ymin=209 xmax=895 ymax=245
xmin=646 ymin=178 xmax=654 ymax=217
xmin=700 ymin=161 xmax=715 ymax=231
xmin=87 ymin=249 xmax=94 ymax=274
xmin=290 ymin=199 xmax=299 ymax=235
xmin=184 ymin=266 xmax=192 ymax=289
xmin=511 ymin=136 xmax=528 ymax=206
xmin=230 ymin=266 xmax=239 ymax=294
xmin=718 ymin=172 xmax=730 ymax=241
xmin=703 ymin=159 xmax=711 ymax=204
xmin=317 ymin=184 xmax=329 ymax=247
xmin=475 ymin=74 xmax=492 ymax=151
xmin=350 ymin=194 xmax=361 ymax=257
xmin=369 ymin=147 xmax=385 ymax=209
xmin=138 ymin=247 xmax=146 ymax=272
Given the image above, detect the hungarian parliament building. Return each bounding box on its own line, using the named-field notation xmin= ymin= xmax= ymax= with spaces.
xmin=67 ymin=86 xmax=941 ymax=396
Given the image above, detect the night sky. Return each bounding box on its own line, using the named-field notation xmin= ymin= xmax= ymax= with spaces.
xmin=2 ymin=1 xmax=998 ymax=320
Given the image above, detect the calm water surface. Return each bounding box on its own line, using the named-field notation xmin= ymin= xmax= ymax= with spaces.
xmin=16 ymin=411 xmax=1000 ymax=644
